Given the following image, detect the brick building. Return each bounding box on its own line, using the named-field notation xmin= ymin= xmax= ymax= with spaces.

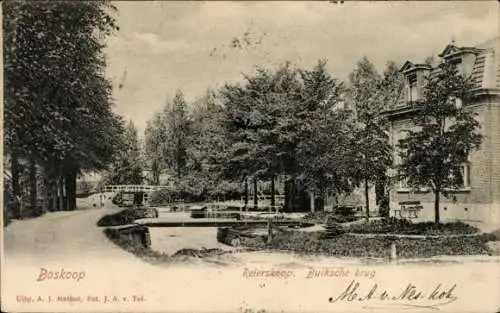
xmin=384 ymin=37 xmax=500 ymax=225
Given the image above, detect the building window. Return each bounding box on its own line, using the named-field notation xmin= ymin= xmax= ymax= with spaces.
xmin=461 ymin=162 xmax=471 ymax=188
xmin=397 ymin=169 xmax=409 ymax=189
xmin=408 ymin=73 xmax=418 ymax=102
xmin=448 ymin=57 xmax=462 ymax=66
xmin=394 ymin=149 xmax=410 ymax=190
xmin=451 ymin=162 xmax=471 ymax=189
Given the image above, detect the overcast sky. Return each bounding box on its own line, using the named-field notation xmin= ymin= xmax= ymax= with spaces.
xmin=104 ymin=1 xmax=498 ymax=134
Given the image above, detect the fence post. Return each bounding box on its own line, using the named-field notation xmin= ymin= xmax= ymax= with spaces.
xmin=267 ymin=219 xmax=273 ymax=245
xmin=390 ymin=242 xmax=397 ymax=260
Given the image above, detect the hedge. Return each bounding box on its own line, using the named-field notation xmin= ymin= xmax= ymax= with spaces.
xmin=344 ymin=218 xmax=479 ymax=236
xmin=263 ymin=230 xmax=490 ymax=258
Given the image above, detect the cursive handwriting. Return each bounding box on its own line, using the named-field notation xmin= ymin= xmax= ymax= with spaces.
xmin=329 ymin=280 xmax=457 ymax=311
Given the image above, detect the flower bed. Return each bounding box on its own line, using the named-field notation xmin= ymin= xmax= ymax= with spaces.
xmin=262 ymin=230 xmax=490 ymax=258
xmin=344 ymin=218 xmax=479 ymax=236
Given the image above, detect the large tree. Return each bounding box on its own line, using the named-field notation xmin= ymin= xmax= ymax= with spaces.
xmin=3 ymin=1 xmax=122 ymax=213
xmin=144 ymin=112 xmax=168 ymax=185
xmin=165 ymin=91 xmax=191 ymax=179
xmin=397 ymin=61 xmax=482 ymax=224
xmin=349 ymin=58 xmax=395 ymax=219
xmin=295 ymin=61 xmax=355 ymax=204
xmin=221 ymin=61 xmax=354 ymax=211
xmin=184 ymin=89 xmax=230 ymax=198
xmin=104 ymin=121 xmax=143 ymax=185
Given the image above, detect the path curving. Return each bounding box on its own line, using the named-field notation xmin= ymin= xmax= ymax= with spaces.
xmin=3 ymin=204 xmax=146 ymax=266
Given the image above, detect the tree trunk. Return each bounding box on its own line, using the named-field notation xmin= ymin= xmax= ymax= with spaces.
xmin=176 ymin=152 xmax=182 ymax=179
xmin=284 ymin=179 xmax=290 ymax=212
xmin=154 ymin=170 xmax=160 ymax=185
xmin=364 ymin=178 xmax=370 ymax=220
xmin=29 ymin=157 xmax=37 ymax=216
xmin=375 ymin=177 xmax=385 ymax=206
xmin=11 ymin=153 xmax=20 ymax=198
xmin=434 ymin=189 xmax=441 ymax=224
xmin=11 ymin=153 xmax=22 ymax=218
xmin=58 ymin=177 xmax=64 ymax=211
xmin=289 ymin=179 xmax=296 ymax=212
xmin=65 ymin=169 xmax=77 ymax=211
xmin=65 ymin=174 xmax=71 ymax=211
xmin=244 ymin=178 xmax=249 ymax=208
xmin=309 ymin=191 xmax=315 ymax=213
xmin=270 ymin=175 xmax=275 ymax=209
xmin=52 ymin=180 xmax=58 ymax=212
xmin=152 ymin=162 xmax=160 ymax=185
xmin=253 ymin=178 xmax=258 ymax=210
xmin=71 ymin=171 xmax=77 ymax=210
xmin=42 ymin=169 xmax=49 ymax=215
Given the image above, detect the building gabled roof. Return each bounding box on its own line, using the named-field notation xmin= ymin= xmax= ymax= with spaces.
xmin=384 ymin=37 xmax=500 ymax=116
xmin=400 ymin=61 xmax=432 ymax=74
xmin=402 ymin=37 xmax=500 ymax=92
xmin=469 ymin=37 xmax=500 ymax=91
xmin=438 ymin=43 xmax=484 ymax=59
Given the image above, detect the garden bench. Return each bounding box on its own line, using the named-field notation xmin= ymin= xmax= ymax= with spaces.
xmin=395 ymin=201 xmax=423 ymax=219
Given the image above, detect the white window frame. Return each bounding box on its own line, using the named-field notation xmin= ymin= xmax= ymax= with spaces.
xmin=407 ymin=73 xmax=418 ymax=102
xmin=444 ymin=162 xmax=471 ymax=192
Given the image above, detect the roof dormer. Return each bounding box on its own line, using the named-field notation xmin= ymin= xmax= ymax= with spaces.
xmin=400 ymin=61 xmax=432 ymax=74
xmin=438 ymin=42 xmax=484 ymax=77
xmin=438 ymin=43 xmax=482 ymax=59
xmin=400 ymin=61 xmax=432 ymax=104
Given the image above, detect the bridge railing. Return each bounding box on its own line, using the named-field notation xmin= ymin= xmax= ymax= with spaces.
xmin=104 ymin=185 xmax=174 ymax=193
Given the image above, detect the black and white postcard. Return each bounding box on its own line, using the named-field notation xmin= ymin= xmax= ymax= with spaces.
xmin=2 ymin=1 xmax=499 ymax=312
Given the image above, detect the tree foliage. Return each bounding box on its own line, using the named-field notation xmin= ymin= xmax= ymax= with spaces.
xmin=220 ymin=60 xmax=357 ymax=210
xmin=3 ymin=1 xmax=123 ymax=213
xmin=164 ymin=91 xmax=191 ymax=179
xmin=104 ymin=121 xmax=143 ymax=185
xmin=348 ymin=58 xmax=397 ymax=217
xmin=397 ymin=61 xmax=482 ymax=223
xmin=144 ymin=112 xmax=168 ymax=185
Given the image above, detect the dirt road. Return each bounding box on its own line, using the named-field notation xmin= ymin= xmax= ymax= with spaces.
xmin=3 ymin=205 xmax=143 ymax=265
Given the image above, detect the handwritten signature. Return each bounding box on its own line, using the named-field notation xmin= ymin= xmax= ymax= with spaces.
xmin=329 ymin=280 xmax=457 ymax=311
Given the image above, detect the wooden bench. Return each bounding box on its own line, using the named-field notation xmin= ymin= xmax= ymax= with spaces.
xmin=394 ymin=201 xmax=423 ymax=219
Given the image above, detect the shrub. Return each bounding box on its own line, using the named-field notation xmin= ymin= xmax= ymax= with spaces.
xmin=97 ymin=208 xmax=159 ymax=227
xmin=265 ymin=230 xmax=489 ymax=258
xmin=334 ymin=206 xmax=358 ymax=216
xmin=172 ymin=248 xmax=225 ymax=258
xmin=303 ymin=211 xmax=329 ymax=223
xmin=328 ymin=215 xmax=360 ymax=223
xmin=323 ymin=217 xmax=345 ymax=238
xmin=345 ymin=218 xmax=479 ymax=236
xmin=190 ymin=207 xmax=207 ymax=218
xmin=217 ymin=226 xmax=271 ymax=248
xmin=480 ymin=229 xmax=500 ymax=242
